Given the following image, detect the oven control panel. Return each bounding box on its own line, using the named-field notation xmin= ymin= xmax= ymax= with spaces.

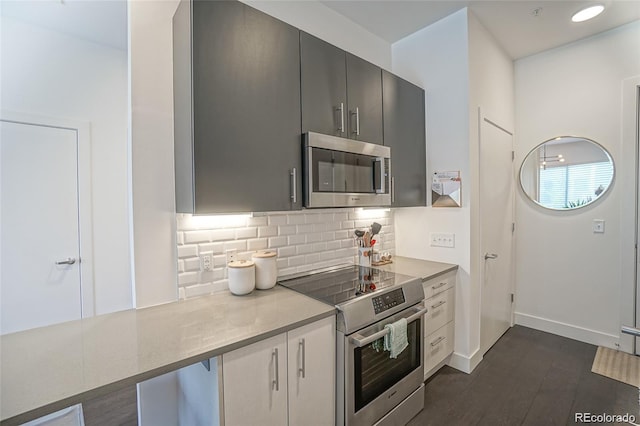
xmin=372 ymin=288 xmax=406 ymax=314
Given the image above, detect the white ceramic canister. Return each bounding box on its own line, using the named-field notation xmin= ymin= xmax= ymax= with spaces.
xmin=228 ymin=260 xmax=255 ymax=295
xmin=252 ymin=251 xmax=278 ymax=290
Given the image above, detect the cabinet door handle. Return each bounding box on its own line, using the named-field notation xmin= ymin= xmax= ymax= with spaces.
xmin=431 ymin=300 xmax=446 ymax=309
xmin=272 ymin=348 xmax=279 ymax=391
xmin=337 ymin=103 xmax=345 ymax=133
xmin=351 ymin=107 xmax=360 ymax=136
xmin=391 ymin=177 xmax=395 ymax=204
xmin=55 ymin=257 xmax=76 ymax=265
xmin=432 ymin=282 xmax=447 ymax=290
xmin=430 ymin=336 xmax=446 ymax=347
xmin=298 ymin=338 xmax=306 ymax=378
xmin=290 ymin=168 xmax=297 ymax=204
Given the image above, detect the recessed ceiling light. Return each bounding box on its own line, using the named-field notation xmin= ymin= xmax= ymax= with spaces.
xmin=571 ymin=5 xmax=605 ymax=23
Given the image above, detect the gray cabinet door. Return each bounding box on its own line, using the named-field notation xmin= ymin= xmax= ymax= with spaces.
xmin=300 ymin=32 xmax=347 ymax=137
xmin=346 ymin=53 xmax=383 ymax=145
xmin=191 ymin=1 xmax=301 ymax=213
xmin=382 ymin=71 xmax=426 ymax=207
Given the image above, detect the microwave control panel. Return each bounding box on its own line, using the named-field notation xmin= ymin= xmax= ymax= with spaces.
xmin=372 ymin=289 xmax=405 ymax=314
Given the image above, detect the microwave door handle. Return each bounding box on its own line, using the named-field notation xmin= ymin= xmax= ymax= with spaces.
xmin=374 ymin=157 xmax=385 ymax=194
xmin=349 ymin=305 xmax=428 ymax=348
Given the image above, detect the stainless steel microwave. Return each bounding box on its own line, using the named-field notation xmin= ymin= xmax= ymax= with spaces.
xmin=303 ymin=132 xmax=391 ymax=208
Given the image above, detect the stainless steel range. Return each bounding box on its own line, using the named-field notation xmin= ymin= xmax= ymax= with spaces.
xmin=279 ymin=265 xmax=426 ymax=426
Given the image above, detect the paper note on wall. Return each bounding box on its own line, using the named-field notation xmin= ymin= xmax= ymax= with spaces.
xmin=432 ymin=171 xmax=461 ymax=207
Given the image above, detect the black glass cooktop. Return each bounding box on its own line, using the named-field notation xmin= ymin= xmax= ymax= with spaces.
xmin=278 ymin=265 xmax=405 ymax=307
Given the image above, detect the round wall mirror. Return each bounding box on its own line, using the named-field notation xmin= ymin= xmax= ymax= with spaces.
xmin=519 ymin=136 xmax=614 ymax=210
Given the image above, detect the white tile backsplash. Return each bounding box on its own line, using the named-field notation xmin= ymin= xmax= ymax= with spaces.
xmin=176 ymin=208 xmax=394 ymax=298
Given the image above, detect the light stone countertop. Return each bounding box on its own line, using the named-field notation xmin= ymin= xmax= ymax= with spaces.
xmin=373 ymin=256 xmax=458 ymax=281
xmin=0 ymin=286 xmax=335 ymax=425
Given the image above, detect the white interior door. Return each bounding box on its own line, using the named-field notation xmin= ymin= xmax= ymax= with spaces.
xmin=479 ymin=114 xmax=515 ymax=355
xmin=1 ymin=119 xmax=83 ymax=334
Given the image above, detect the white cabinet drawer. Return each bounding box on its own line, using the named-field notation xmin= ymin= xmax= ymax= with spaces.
xmin=424 ymin=322 xmax=454 ymax=374
xmin=424 ymin=288 xmax=454 ymax=336
xmin=422 ymin=270 xmax=456 ymax=300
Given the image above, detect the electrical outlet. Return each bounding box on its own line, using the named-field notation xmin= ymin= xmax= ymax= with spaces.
xmin=226 ymin=249 xmax=237 ymax=264
xmin=430 ymin=233 xmax=455 ymax=248
xmin=200 ymin=253 xmax=213 ymax=271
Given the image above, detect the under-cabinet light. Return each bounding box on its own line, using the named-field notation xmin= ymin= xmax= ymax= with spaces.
xmin=356 ymin=208 xmax=391 ymax=219
xmin=186 ymin=213 xmax=252 ymax=229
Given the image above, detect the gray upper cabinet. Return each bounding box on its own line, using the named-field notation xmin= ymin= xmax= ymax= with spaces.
xmin=301 ymin=33 xmax=383 ymax=145
xmin=346 ymin=54 xmax=383 ymax=144
xmin=300 ymin=32 xmax=348 ymax=138
xmin=382 ymin=70 xmax=426 ymax=207
xmin=173 ymin=0 xmax=302 ymax=214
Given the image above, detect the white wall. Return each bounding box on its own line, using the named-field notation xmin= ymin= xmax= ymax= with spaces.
xmin=467 ymin=10 xmax=515 ymax=366
xmin=514 ymin=21 xmax=640 ymax=349
xmin=391 ymin=8 xmax=514 ymax=372
xmin=1 ymin=17 xmax=132 ymax=315
xmin=129 ymin=0 xmax=180 ymax=309
xmin=391 ymin=9 xmax=473 ymax=366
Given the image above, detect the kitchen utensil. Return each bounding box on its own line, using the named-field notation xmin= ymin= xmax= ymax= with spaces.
xmin=363 ymin=231 xmax=371 ymax=247
xmin=354 ymin=229 xmax=365 ymax=237
xmin=370 ymin=222 xmax=382 ymax=236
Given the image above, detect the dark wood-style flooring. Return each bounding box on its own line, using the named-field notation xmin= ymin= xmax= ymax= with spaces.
xmin=409 ymin=325 xmax=639 ymax=426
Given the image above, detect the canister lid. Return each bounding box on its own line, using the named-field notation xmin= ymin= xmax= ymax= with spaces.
xmin=252 ymin=251 xmax=277 ymax=259
xmin=228 ymin=260 xmax=255 ymax=268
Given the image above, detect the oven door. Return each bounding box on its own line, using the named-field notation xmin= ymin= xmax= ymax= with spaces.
xmin=345 ymin=303 xmax=426 ymax=426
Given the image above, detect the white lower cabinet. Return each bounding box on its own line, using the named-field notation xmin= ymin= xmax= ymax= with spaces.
xmin=422 ymin=271 xmax=456 ymax=380
xmin=223 ymin=316 xmax=335 ymax=426
xmin=222 ymin=333 xmax=288 ymax=426
xmin=287 ymin=318 xmax=335 ymax=426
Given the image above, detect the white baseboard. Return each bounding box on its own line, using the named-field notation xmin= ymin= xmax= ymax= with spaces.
xmin=514 ymin=312 xmax=620 ymax=349
xmin=448 ymin=348 xmax=483 ymax=374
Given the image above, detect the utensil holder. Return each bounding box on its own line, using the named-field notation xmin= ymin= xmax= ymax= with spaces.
xmin=358 ymin=247 xmax=372 ymax=267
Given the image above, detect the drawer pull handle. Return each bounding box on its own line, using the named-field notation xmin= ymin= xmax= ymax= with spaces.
xmin=272 ymin=348 xmax=279 ymax=391
xmin=430 ymin=336 xmax=446 ymax=347
xmin=298 ymin=338 xmax=306 ymax=379
xmin=431 ymin=300 xmax=446 ymax=309
xmin=432 ymin=282 xmax=447 ymax=290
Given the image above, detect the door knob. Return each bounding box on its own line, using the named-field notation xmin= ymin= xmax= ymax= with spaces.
xmin=484 ymin=253 xmax=498 ymax=260
xmin=55 ymin=257 xmax=77 ymax=265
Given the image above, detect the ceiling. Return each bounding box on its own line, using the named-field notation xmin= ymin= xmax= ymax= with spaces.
xmin=321 ymin=0 xmax=640 ymax=59
xmin=0 ymin=0 xmax=127 ymax=51
xmin=1 ymin=1 xmax=639 ymax=59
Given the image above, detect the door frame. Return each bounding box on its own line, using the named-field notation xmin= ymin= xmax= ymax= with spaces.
xmin=620 ymin=77 xmax=640 ymax=354
xmin=478 ymin=107 xmax=516 ymax=354
xmin=1 ymin=110 xmax=95 ymax=318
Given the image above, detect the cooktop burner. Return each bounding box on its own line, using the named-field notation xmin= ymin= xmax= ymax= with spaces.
xmin=278 ymin=265 xmax=398 ymax=305
xmin=278 ymin=265 xmax=425 ymax=333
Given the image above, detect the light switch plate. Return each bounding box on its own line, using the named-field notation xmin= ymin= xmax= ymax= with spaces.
xmin=593 ymin=219 xmax=605 ymax=233
xmin=430 ymin=233 xmax=455 ymax=248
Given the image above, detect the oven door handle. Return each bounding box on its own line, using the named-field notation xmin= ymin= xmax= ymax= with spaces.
xmin=349 ymin=305 xmax=428 ymax=348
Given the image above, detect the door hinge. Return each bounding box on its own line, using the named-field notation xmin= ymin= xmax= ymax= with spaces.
xmin=511 ymin=151 xmax=515 ymax=161
xmin=512 ymin=222 xmax=515 ymax=233
xmin=510 ymin=293 xmax=514 ymax=303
